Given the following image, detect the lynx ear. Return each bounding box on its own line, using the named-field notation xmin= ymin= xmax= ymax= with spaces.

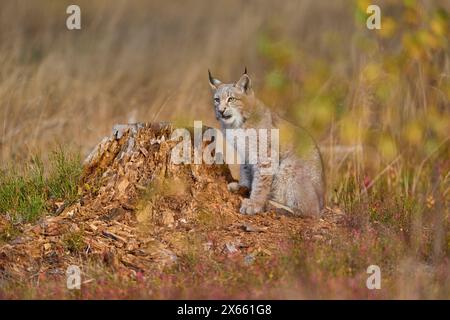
xmin=236 ymin=72 xmax=251 ymax=94
xmin=208 ymin=69 xmax=222 ymax=90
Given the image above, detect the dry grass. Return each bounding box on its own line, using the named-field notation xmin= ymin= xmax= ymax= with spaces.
xmin=0 ymin=0 xmax=449 ymax=299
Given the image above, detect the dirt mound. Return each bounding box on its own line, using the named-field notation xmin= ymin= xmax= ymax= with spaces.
xmin=0 ymin=123 xmax=344 ymax=280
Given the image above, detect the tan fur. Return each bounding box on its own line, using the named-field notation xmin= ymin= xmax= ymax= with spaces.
xmin=209 ymin=69 xmax=325 ymax=217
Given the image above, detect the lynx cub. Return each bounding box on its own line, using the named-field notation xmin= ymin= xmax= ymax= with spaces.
xmin=209 ymin=68 xmax=325 ymax=217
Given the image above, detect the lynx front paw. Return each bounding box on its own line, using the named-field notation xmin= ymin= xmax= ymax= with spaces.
xmin=240 ymin=198 xmax=264 ymax=215
xmin=227 ymin=182 xmax=240 ymax=193
xmin=228 ymin=182 xmax=250 ymax=197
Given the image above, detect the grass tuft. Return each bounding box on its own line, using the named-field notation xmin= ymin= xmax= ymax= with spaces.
xmin=0 ymin=148 xmax=82 ymax=226
xmin=47 ymin=147 xmax=83 ymax=203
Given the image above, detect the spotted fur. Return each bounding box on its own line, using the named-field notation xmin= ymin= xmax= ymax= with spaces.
xmin=209 ymin=69 xmax=325 ymax=217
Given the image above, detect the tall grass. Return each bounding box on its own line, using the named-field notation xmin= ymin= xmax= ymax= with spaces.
xmin=0 ymin=157 xmax=46 ymax=223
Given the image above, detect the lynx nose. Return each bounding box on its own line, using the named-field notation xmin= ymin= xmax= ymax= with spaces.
xmin=219 ymin=108 xmax=232 ymax=119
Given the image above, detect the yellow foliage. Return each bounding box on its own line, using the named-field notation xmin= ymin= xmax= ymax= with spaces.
xmin=362 ymin=63 xmax=382 ymax=83
xmin=379 ymin=17 xmax=397 ymax=38
xmin=340 ymin=116 xmax=361 ymax=145
xmin=378 ymin=134 xmax=398 ymax=160
xmin=430 ymin=15 xmax=448 ymax=36
xmin=403 ymin=121 xmax=423 ymax=146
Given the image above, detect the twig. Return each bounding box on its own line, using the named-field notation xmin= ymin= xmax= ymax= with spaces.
xmin=362 ymin=154 xmax=401 ymax=192
xmin=412 ymin=137 xmax=450 ymax=194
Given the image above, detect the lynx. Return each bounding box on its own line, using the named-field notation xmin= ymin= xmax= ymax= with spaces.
xmin=208 ymin=68 xmax=325 ymax=217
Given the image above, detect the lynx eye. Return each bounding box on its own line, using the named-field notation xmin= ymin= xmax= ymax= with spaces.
xmin=214 ymin=97 xmax=220 ymax=104
xmin=227 ymin=97 xmax=236 ymax=103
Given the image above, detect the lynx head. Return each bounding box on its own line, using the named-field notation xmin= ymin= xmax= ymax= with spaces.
xmin=208 ymin=68 xmax=255 ymax=129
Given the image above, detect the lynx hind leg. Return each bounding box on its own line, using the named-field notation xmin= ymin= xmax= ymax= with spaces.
xmin=272 ymin=173 xmax=323 ymax=218
xmin=291 ymin=181 xmax=323 ymax=218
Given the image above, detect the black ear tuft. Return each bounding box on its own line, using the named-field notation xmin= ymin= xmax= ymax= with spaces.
xmin=244 ymin=66 xmax=248 ymax=75
xmin=208 ymin=69 xmax=214 ymax=84
xmin=208 ymin=69 xmax=222 ymax=89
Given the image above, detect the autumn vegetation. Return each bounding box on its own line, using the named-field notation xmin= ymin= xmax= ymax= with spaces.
xmin=0 ymin=0 xmax=448 ymax=299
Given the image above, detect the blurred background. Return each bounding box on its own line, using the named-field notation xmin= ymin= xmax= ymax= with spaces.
xmin=0 ymin=0 xmax=448 ymax=199
xmin=1 ymin=0 xmax=449 ymax=211
xmin=0 ymin=0 xmax=448 ymax=298
xmin=0 ymin=0 xmax=447 ymax=165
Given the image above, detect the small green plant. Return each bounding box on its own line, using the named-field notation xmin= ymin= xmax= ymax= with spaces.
xmin=63 ymin=230 xmax=85 ymax=253
xmin=47 ymin=147 xmax=83 ymax=203
xmin=0 ymin=148 xmax=83 ymax=225
xmin=0 ymin=221 xmax=21 ymax=243
xmin=0 ymin=157 xmax=46 ymax=223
